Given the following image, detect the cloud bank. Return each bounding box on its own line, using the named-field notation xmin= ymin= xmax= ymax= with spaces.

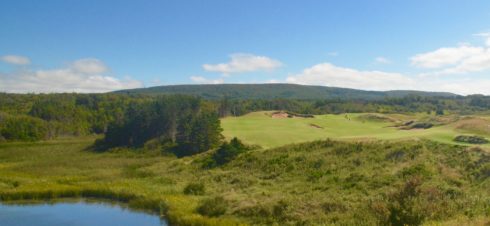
xmin=1 ymin=55 xmax=31 ymax=65
xmin=203 ymin=53 xmax=282 ymax=74
xmin=411 ymin=42 xmax=490 ymax=75
xmin=286 ymin=63 xmax=414 ymax=91
xmin=190 ymin=76 xmax=224 ymax=84
xmin=0 ymin=57 xmax=143 ymax=93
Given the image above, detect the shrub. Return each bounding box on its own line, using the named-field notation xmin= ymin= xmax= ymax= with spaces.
xmin=410 ymin=122 xmax=433 ymax=129
xmin=272 ymin=200 xmax=290 ymax=220
xmin=322 ymin=201 xmax=347 ymax=213
xmin=399 ymin=164 xmax=431 ymax=179
xmin=453 ymin=135 xmax=489 ymax=144
xmin=386 ymin=150 xmax=406 ymax=161
xmin=183 ymin=182 xmax=205 ymax=195
xmin=372 ymin=177 xmax=426 ymax=226
xmin=197 ymin=196 xmax=228 ymax=217
xmin=0 ymin=115 xmax=49 ymax=141
xmin=203 ymin=137 xmax=249 ymax=168
xmin=371 ymin=176 xmax=453 ymax=226
xmin=476 ymin=163 xmax=490 ymax=180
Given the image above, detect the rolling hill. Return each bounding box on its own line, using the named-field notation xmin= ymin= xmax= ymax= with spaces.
xmin=115 ymin=83 xmax=458 ymax=100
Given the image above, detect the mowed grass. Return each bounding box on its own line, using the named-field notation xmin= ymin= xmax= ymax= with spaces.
xmin=222 ymin=111 xmax=490 ymax=148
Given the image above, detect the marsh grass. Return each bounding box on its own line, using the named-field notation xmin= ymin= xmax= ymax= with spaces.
xmin=0 ymin=135 xmax=488 ymax=225
xmin=0 ymin=138 xmax=243 ymax=226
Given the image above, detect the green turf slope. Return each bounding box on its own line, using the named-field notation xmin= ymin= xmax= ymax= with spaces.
xmin=221 ymin=111 xmax=490 ymax=148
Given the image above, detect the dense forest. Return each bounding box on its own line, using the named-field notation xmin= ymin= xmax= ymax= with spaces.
xmin=115 ymin=83 xmax=458 ymax=100
xmin=1 ymin=91 xmax=490 ymax=145
xmin=95 ymin=95 xmax=223 ymax=157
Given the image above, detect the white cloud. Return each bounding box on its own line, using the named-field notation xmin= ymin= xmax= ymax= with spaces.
xmin=410 ymin=35 xmax=490 ymax=76
xmin=410 ymin=45 xmax=484 ymax=69
xmin=474 ymin=32 xmax=490 ymax=46
xmin=415 ymin=78 xmax=490 ymax=95
xmin=70 ymin=58 xmax=108 ymax=74
xmin=286 ymin=63 xmax=414 ymax=91
xmin=1 ymin=55 xmax=31 ymax=65
xmin=328 ymin=52 xmax=339 ymax=57
xmin=438 ymin=49 xmax=490 ymax=74
xmin=0 ymin=58 xmax=143 ymax=93
xmin=375 ymin=57 xmax=391 ymax=64
xmin=203 ymin=53 xmax=282 ymax=74
xmin=281 ymin=61 xmax=490 ymax=95
xmin=190 ymin=76 xmax=224 ymax=84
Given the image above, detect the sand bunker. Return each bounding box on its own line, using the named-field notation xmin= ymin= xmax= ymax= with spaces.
xmin=271 ymin=111 xmax=314 ymax=119
xmin=309 ymin=123 xmax=323 ymax=129
xmin=271 ymin=112 xmax=289 ymax=118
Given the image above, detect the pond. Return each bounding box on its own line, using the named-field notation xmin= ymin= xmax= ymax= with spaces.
xmin=0 ymin=200 xmax=168 ymax=226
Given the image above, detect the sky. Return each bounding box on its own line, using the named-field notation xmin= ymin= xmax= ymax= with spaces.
xmin=1 ymin=0 xmax=490 ymax=94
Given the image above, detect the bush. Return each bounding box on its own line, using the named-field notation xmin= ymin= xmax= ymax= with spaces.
xmin=399 ymin=164 xmax=431 ymax=179
xmin=372 ymin=177 xmax=426 ymax=226
xmin=453 ymin=135 xmax=489 ymax=144
xmin=476 ymin=163 xmax=490 ymax=180
xmin=410 ymin=122 xmax=433 ymax=129
xmin=0 ymin=115 xmax=49 ymax=141
xmin=322 ymin=201 xmax=347 ymax=213
xmin=213 ymin=137 xmax=248 ymax=165
xmin=272 ymin=200 xmax=290 ymax=220
xmin=203 ymin=137 xmax=249 ymax=168
xmin=371 ymin=176 xmax=454 ymax=226
xmin=197 ymin=196 xmax=228 ymax=217
xmin=183 ymin=182 xmax=205 ymax=195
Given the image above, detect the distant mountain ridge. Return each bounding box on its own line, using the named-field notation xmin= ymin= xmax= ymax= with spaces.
xmin=115 ymin=83 xmax=459 ymax=100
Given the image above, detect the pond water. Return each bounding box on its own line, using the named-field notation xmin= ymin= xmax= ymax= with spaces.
xmin=0 ymin=201 xmax=168 ymax=226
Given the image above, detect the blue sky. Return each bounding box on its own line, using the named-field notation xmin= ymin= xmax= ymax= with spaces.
xmin=1 ymin=1 xmax=490 ymax=94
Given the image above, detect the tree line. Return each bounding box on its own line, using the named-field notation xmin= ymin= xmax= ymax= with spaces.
xmin=95 ymin=95 xmax=223 ymax=157
xmin=2 ymin=92 xmax=490 ymax=144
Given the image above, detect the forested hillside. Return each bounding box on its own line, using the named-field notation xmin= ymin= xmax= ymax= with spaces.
xmin=115 ymin=84 xmax=458 ymax=100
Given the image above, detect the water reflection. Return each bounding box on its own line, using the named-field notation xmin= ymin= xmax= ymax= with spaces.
xmin=0 ymin=201 xmax=168 ymax=226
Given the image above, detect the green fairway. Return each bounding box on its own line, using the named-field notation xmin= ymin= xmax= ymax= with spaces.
xmin=221 ymin=111 xmax=490 ymax=148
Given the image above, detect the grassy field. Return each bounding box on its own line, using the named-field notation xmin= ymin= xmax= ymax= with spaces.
xmin=0 ymin=137 xmax=243 ymax=226
xmin=222 ymin=111 xmax=490 ymax=148
xmin=0 ymin=112 xmax=489 ymax=225
xmin=0 ymin=137 xmax=489 ymax=225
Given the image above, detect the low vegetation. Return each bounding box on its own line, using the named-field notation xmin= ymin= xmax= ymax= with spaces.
xmin=203 ymin=137 xmax=251 ymax=168
xmin=408 ymin=122 xmax=433 ymax=129
xmin=197 ymin=196 xmax=228 ymax=217
xmin=184 ymin=182 xmax=206 ymax=195
xmin=357 ymin=113 xmax=397 ymax=122
xmin=454 ymin=135 xmax=489 ymax=144
xmin=0 ymin=137 xmax=488 ymax=225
